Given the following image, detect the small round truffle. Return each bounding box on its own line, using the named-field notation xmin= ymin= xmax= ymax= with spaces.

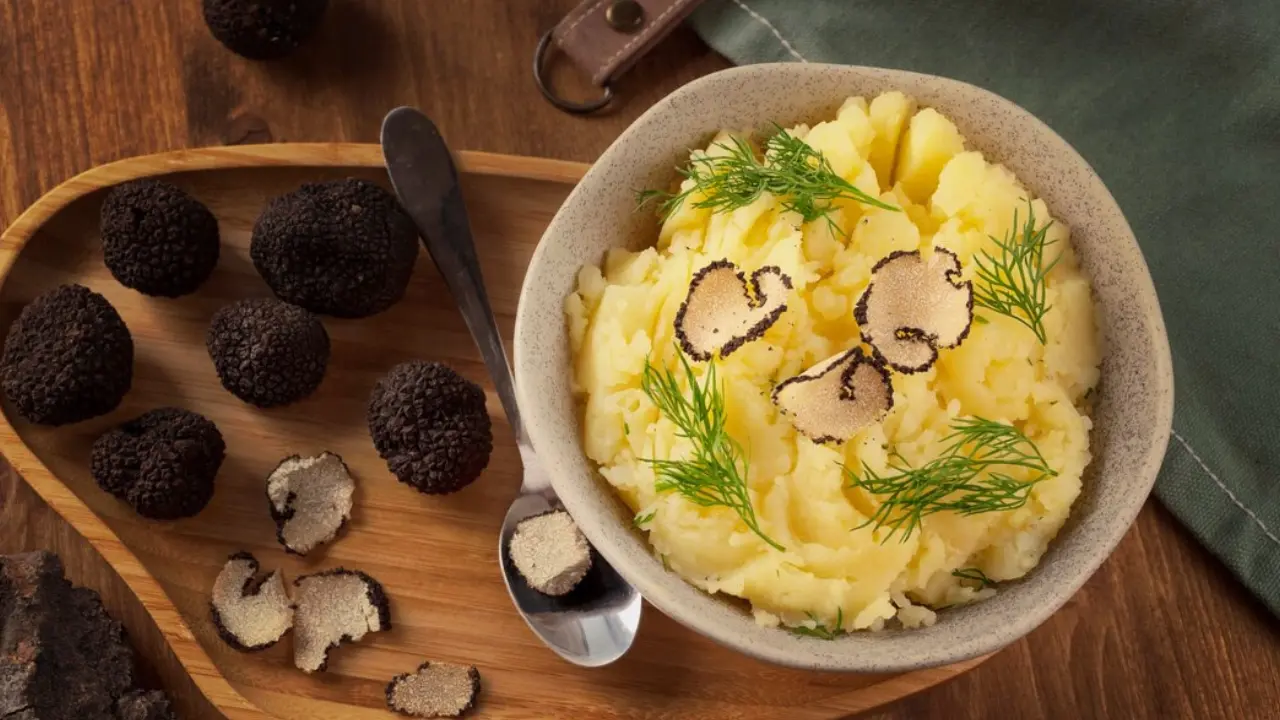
xmin=207 ymin=297 xmax=330 ymax=408
xmin=91 ymin=407 xmax=226 ymax=520
xmin=202 ymin=0 xmax=329 ymax=60
xmin=386 ymin=661 xmax=481 ymax=719
xmin=100 ymin=179 xmax=220 ymax=297
xmin=250 ymin=179 xmax=419 ymax=318
xmin=0 ymin=284 xmax=133 ymax=426
xmin=210 ymin=552 xmax=294 ymax=652
xmin=508 ymin=510 xmax=592 ymax=597
xmin=367 ymin=361 xmax=493 ymax=495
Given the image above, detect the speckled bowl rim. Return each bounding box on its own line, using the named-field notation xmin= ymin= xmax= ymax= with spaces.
xmin=513 ymin=63 xmax=1174 ymax=672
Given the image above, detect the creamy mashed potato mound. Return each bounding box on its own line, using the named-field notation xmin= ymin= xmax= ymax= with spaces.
xmin=565 ymin=93 xmax=1100 ymax=632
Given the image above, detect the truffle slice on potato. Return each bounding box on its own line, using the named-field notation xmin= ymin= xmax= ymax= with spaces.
xmin=772 ymin=347 xmax=893 ymax=444
xmin=267 ymin=452 xmax=355 ymax=555
xmin=386 ymin=661 xmax=482 ymax=718
xmin=508 ymin=510 xmax=592 ymax=597
xmin=91 ymin=407 xmax=226 ymax=520
xmin=210 ymin=552 xmax=294 ymax=652
xmin=854 ymin=248 xmax=973 ymax=373
xmin=202 ymin=0 xmax=329 ymax=60
xmin=100 ymin=179 xmax=220 ymax=298
xmin=0 ymin=283 xmax=133 ymax=426
xmin=207 ymin=297 xmax=330 ymax=408
xmin=293 ymin=569 xmax=391 ymax=673
xmin=674 ymin=260 xmax=792 ymax=362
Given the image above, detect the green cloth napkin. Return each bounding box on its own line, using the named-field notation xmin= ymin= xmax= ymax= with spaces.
xmin=690 ymin=0 xmax=1280 ymax=616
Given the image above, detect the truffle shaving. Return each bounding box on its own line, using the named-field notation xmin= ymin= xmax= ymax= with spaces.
xmin=674 ymin=260 xmax=793 ymax=361
xmin=210 ymin=552 xmax=294 ymax=652
xmin=772 ymin=347 xmax=893 ymax=444
xmin=267 ymin=452 xmax=355 ymax=555
xmin=508 ymin=510 xmax=592 ymax=597
xmin=854 ymin=248 xmax=973 ymax=373
xmin=293 ymin=569 xmax=391 ymax=673
xmin=386 ymin=661 xmax=482 ymax=718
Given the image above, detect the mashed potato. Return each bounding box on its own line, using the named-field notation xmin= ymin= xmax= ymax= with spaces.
xmin=565 ymin=92 xmax=1100 ymax=633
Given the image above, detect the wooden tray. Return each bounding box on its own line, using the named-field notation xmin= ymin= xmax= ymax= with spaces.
xmin=0 ymin=145 xmax=984 ymax=719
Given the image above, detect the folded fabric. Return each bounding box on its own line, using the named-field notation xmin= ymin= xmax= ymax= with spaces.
xmin=690 ymin=0 xmax=1280 ymax=616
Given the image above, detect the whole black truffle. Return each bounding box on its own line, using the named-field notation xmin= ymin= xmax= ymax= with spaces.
xmin=0 ymin=284 xmax=133 ymax=426
xmin=91 ymin=407 xmax=226 ymax=520
xmin=251 ymin=179 xmax=419 ymax=318
xmin=202 ymin=0 xmax=329 ymax=60
xmin=100 ymin=179 xmax=221 ymax=298
xmin=368 ymin=361 xmax=493 ymax=495
xmin=207 ymin=297 xmax=330 ymax=408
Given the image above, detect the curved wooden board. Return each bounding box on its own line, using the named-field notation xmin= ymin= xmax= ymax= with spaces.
xmin=0 ymin=144 xmax=985 ymax=719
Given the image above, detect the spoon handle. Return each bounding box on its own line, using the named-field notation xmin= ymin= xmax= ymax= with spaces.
xmin=380 ymin=107 xmax=526 ymax=447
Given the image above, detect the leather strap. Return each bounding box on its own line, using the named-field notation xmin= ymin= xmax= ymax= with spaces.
xmin=552 ymin=0 xmax=706 ymax=87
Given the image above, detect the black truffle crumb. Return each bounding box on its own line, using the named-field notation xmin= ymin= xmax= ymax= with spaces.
xmin=202 ymin=0 xmax=329 ymax=60
xmin=250 ymin=178 xmax=419 ymax=318
xmin=91 ymin=407 xmax=226 ymax=520
xmin=207 ymin=297 xmax=330 ymax=408
xmin=0 ymin=284 xmax=133 ymax=426
xmin=100 ymin=179 xmax=220 ymax=297
xmin=116 ymin=690 xmax=179 ymax=720
xmin=367 ymin=361 xmax=493 ymax=495
xmin=386 ymin=661 xmax=482 ymax=718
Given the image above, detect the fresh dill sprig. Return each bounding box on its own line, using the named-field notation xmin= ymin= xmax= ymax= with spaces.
xmin=640 ymin=351 xmax=784 ymax=551
xmin=952 ymin=567 xmax=996 ymax=589
xmin=636 ymin=126 xmax=898 ymax=235
xmin=846 ymin=416 xmax=1056 ymax=543
xmin=633 ymin=510 xmax=657 ymax=527
xmin=972 ymin=201 xmax=1062 ymax=344
xmin=790 ymin=609 xmax=846 ymax=640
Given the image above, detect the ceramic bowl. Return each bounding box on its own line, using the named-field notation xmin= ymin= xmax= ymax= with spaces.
xmin=512 ymin=63 xmax=1173 ymax=672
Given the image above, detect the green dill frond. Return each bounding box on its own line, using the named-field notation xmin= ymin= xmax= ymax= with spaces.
xmin=790 ymin=608 xmax=846 ymax=640
xmin=952 ymin=567 xmax=996 ymax=589
xmin=972 ymin=201 xmax=1062 ymax=344
xmin=633 ymin=510 xmax=657 ymax=527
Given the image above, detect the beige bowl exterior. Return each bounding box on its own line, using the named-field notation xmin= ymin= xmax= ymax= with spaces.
xmin=513 ymin=63 xmax=1173 ymax=672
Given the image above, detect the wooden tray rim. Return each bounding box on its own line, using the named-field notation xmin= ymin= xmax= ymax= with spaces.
xmin=0 ymin=143 xmax=984 ymax=718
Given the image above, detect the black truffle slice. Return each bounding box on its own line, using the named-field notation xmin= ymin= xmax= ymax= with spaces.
xmin=293 ymin=569 xmax=391 ymax=673
xmin=386 ymin=661 xmax=482 ymax=718
xmin=0 ymin=283 xmax=133 ymax=426
xmin=267 ymin=452 xmax=355 ymax=555
xmin=367 ymin=361 xmax=493 ymax=495
xmin=250 ymin=178 xmax=419 ymax=318
xmin=674 ymin=260 xmax=792 ymax=362
xmin=508 ymin=510 xmax=592 ymax=597
xmin=117 ymin=689 xmax=179 ymax=720
xmin=854 ymin=248 xmax=974 ymax=373
xmin=202 ymin=0 xmax=329 ymax=60
xmin=771 ymin=347 xmax=894 ymax=444
xmin=207 ymin=297 xmax=330 ymax=408
xmin=100 ymin=179 xmax=220 ymax=298
xmin=91 ymin=407 xmax=226 ymax=520
xmin=210 ymin=552 xmax=294 ymax=652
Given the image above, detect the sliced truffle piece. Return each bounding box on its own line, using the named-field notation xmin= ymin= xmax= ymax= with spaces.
xmin=0 ymin=283 xmax=133 ymax=426
xmin=367 ymin=361 xmax=493 ymax=495
xmin=854 ymin=248 xmax=973 ymax=373
xmin=117 ymin=690 xmax=179 ymax=720
xmin=508 ymin=510 xmax=592 ymax=597
xmin=209 ymin=552 xmax=294 ymax=652
xmin=267 ymin=452 xmax=355 ymax=555
xmin=772 ymin=347 xmax=893 ymax=444
xmin=91 ymin=407 xmax=226 ymax=520
xmin=674 ymin=260 xmax=793 ymax=361
xmin=207 ymin=297 xmax=330 ymax=408
xmin=293 ymin=569 xmax=391 ymax=673
xmin=202 ymin=0 xmax=329 ymax=60
xmin=100 ymin=179 xmax=220 ymax=298
xmin=251 ymin=178 xmax=419 ymax=318
xmin=386 ymin=661 xmax=481 ymax=718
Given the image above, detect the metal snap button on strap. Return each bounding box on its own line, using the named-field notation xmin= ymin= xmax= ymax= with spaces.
xmin=534 ymin=0 xmax=706 ymax=116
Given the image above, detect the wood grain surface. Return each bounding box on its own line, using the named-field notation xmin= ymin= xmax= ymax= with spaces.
xmin=0 ymin=2 xmax=1275 ymax=719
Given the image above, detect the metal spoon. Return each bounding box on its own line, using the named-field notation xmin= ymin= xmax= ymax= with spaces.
xmin=380 ymin=107 xmax=642 ymax=667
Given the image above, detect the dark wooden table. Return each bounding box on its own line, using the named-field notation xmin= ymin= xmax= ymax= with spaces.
xmin=0 ymin=2 xmax=1276 ymax=718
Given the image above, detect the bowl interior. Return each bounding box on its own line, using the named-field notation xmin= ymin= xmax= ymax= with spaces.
xmin=514 ymin=63 xmax=1173 ymax=671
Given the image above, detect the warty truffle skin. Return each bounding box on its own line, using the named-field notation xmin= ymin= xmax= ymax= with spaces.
xmin=0 ymin=284 xmax=133 ymax=426
xmin=207 ymin=297 xmax=330 ymax=408
xmin=250 ymin=178 xmax=419 ymax=318
xmin=202 ymin=0 xmax=330 ymax=60
xmin=100 ymin=179 xmax=221 ymax=298
xmin=91 ymin=407 xmax=226 ymax=520
xmin=367 ymin=361 xmax=493 ymax=495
